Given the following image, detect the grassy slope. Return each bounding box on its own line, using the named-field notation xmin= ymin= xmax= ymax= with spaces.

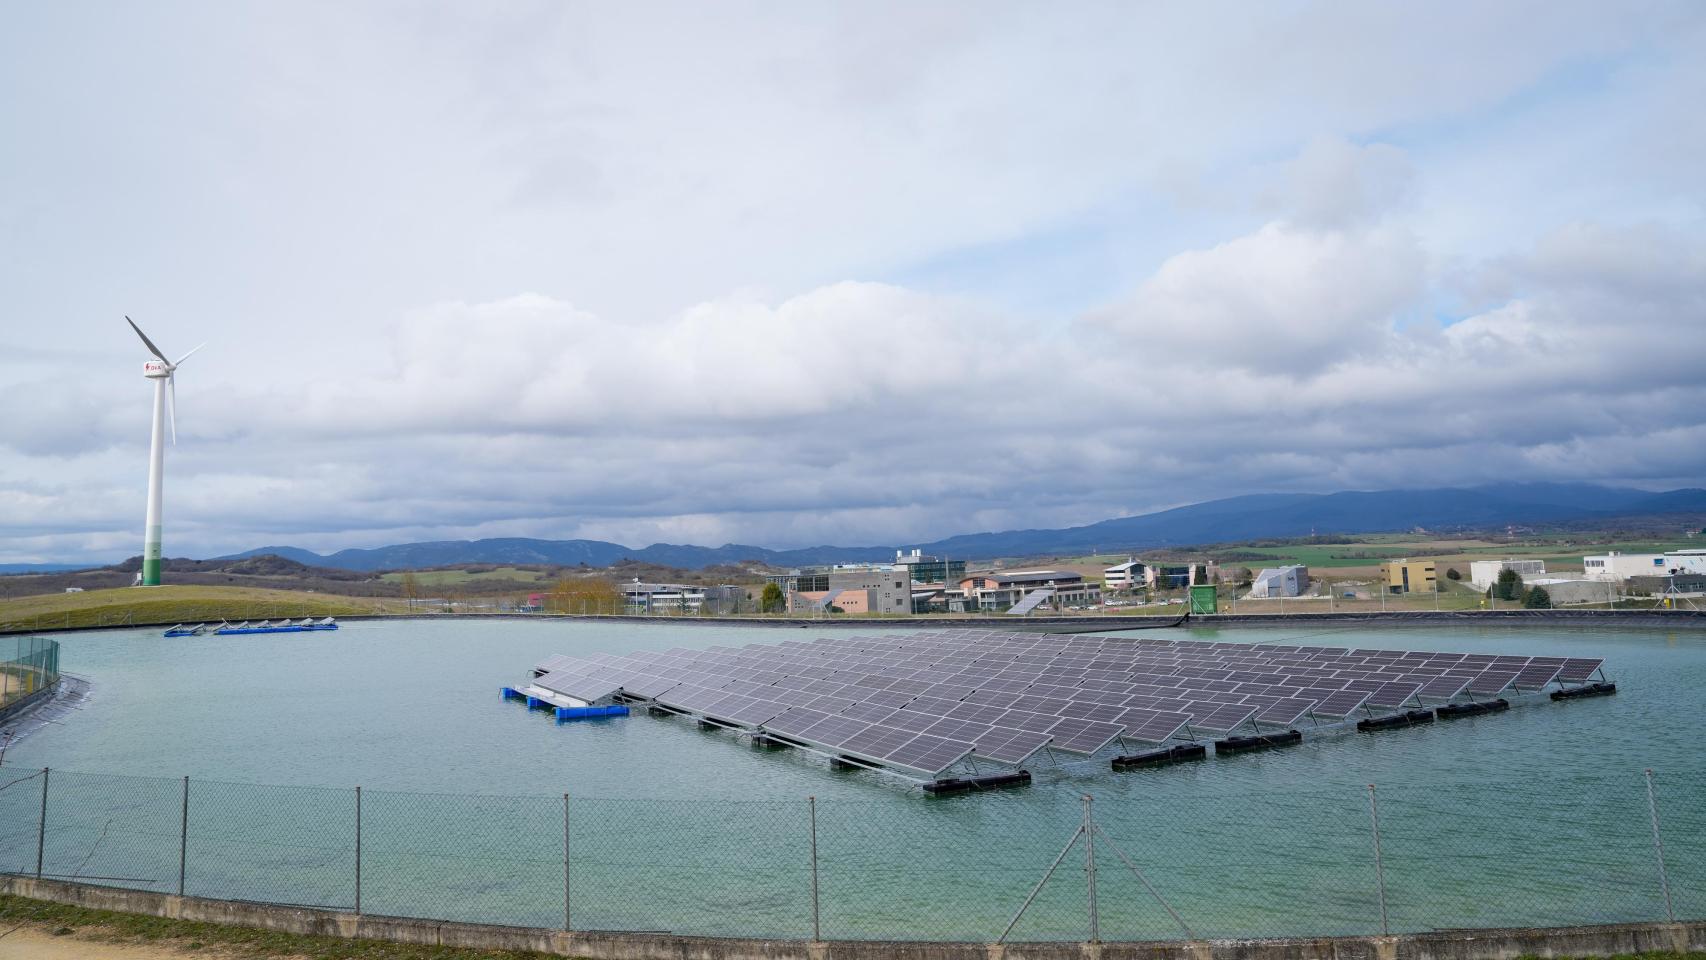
xmin=0 ymin=585 xmax=406 ymax=633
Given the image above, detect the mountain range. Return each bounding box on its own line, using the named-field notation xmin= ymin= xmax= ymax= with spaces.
xmin=216 ymin=483 xmax=1706 ymax=572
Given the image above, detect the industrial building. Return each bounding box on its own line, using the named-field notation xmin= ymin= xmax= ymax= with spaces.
xmin=787 ymin=568 xmax=914 ymax=615
xmin=1469 ymin=559 xmax=1546 ymax=590
xmin=892 ymin=549 xmax=966 ymax=585
xmin=1383 ymin=559 xmax=1437 ymax=594
xmin=1524 ymin=578 xmax=1614 ymax=606
xmin=1582 ymin=551 xmax=1706 ymax=582
xmin=620 ymin=581 xmax=746 ymax=614
xmin=958 ymin=570 xmax=1102 ymax=612
xmin=1249 ymin=565 xmax=1309 ymax=598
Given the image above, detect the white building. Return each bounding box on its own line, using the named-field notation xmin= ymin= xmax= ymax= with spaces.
xmin=1103 ymin=560 xmax=1147 ymax=591
xmin=1666 ymin=550 xmax=1706 ymax=575
xmin=1249 ymin=565 xmax=1309 ymax=598
xmin=1469 ymin=559 xmax=1546 ymax=590
xmin=1582 ymin=553 xmax=1670 ymax=582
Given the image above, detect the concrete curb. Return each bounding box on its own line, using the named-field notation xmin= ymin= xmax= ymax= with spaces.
xmin=3 ymin=876 xmax=1700 ymax=960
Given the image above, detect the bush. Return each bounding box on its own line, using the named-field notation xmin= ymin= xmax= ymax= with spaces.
xmin=1522 ymin=585 xmax=1552 ymax=609
xmin=1445 ymin=567 xmax=1462 ymax=581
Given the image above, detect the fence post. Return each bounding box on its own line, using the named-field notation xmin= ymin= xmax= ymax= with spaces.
xmin=179 ymin=776 xmax=189 ymax=896
xmin=573 ymin=791 xmax=580 ymax=934
xmin=35 ymin=767 xmax=49 ymax=880
xmin=354 ymin=785 xmax=362 ymax=915
xmin=808 ymin=796 xmax=821 ymax=941
xmin=1643 ymin=769 xmax=1675 ymax=923
xmin=1367 ymin=784 xmax=1389 ymax=936
xmin=1084 ymin=794 xmax=1099 ymax=943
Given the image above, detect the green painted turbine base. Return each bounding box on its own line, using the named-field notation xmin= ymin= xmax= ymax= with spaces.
xmin=143 ymin=526 xmax=162 ymax=586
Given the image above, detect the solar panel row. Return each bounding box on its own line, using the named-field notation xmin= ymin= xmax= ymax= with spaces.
xmin=531 ymin=629 xmax=1602 ymax=777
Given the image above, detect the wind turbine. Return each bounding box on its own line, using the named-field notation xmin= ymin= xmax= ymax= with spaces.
xmin=126 ymin=317 xmax=204 ymax=587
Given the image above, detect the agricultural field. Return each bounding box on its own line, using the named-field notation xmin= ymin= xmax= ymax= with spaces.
xmin=377 ymin=566 xmax=551 ymax=586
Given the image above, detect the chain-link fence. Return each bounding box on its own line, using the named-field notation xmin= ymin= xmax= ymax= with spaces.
xmin=0 ymin=765 xmax=1696 ymax=941
xmin=0 ymin=637 xmax=59 ymax=710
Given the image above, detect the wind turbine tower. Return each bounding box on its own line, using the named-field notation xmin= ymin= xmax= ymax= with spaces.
xmin=126 ymin=317 xmax=203 ymax=587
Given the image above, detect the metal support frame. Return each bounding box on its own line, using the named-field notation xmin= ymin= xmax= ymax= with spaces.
xmin=1083 ymin=796 xmax=1099 ymax=943
xmin=35 ymin=767 xmax=49 ymax=879
xmin=808 ymin=796 xmax=821 ymax=941
xmin=178 ymin=776 xmax=189 ymax=896
xmin=998 ymin=794 xmax=1194 ymax=943
xmin=354 ymin=785 xmax=362 ymax=915
xmin=1367 ymin=784 xmax=1389 ymax=935
xmin=1644 ymin=769 xmax=1674 ymax=923
xmin=573 ymin=791 xmax=580 ymax=934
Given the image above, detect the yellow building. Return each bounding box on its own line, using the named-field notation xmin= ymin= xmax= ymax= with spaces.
xmin=1384 ymin=559 xmax=1437 ymax=594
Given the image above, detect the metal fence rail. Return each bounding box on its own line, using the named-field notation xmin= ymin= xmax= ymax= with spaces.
xmin=0 ymin=637 xmax=59 ymax=710
xmin=0 ymin=764 xmax=1696 ymax=941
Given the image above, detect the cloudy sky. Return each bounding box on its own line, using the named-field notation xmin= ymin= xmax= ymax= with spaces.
xmin=4 ymin=2 xmax=1704 ymax=564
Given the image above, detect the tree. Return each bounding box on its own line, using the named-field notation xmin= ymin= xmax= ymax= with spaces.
xmin=1494 ymin=568 xmax=1525 ymax=601
xmin=1522 ymin=585 xmax=1552 ymax=609
xmin=760 ymin=583 xmax=784 ymax=613
xmin=400 ymin=572 xmax=420 ymax=609
xmin=1444 ymin=567 xmax=1462 ymax=582
xmin=1234 ymin=567 xmax=1254 ymax=588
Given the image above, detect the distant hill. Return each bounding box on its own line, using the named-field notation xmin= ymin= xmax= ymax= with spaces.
xmin=0 ymin=563 xmax=94 ymax=574
xmin=215 ymin=483 xmax=1706 ymax=571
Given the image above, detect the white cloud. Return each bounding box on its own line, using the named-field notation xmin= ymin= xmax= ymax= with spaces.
xmin=3 ymin=4 xmax=1704 ymax=563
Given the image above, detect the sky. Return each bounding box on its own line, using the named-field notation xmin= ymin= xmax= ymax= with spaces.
xmin=3 ymin=1 xmax=1705 ymax=564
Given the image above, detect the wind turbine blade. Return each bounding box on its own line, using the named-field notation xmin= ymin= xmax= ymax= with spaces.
xmin=168 ymin=375 xmax=178 ymax=445
xmin=125 ymin=316 xmax=170 ymax=363
xmin=172 ymin=342 xmax=206 ymax=366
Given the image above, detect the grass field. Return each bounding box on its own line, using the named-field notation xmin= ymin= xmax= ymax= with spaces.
xmin=377 ymin=566 xmax=549 ymax=585
xmin=0 ymin=585 xmax=408 ymax=633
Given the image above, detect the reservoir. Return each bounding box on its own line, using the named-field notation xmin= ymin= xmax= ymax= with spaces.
xmin=3 ymin=619 xmax=1700 ymax=940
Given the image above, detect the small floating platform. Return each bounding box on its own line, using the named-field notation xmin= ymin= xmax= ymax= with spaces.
xmin=1358 ymin=708 xmax=1436 ymax=732
xmin=1112 ymin=743 xmax=1208 ymax=769
xmin=501 ymin=685 xmax=628 ymax=722
xmin=1215 ymin=730 xmax=1303 ymax=754
xmin=922 ymin=771 xmax=1031 ymax=795
xmin=189 ymin=617 xmax=339 ymax=636
xmin=1551 ymin=681 xmax=1617 ymax=701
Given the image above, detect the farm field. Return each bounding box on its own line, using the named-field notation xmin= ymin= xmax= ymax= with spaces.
xmin=377 ymin=566 xmax=550 ymax=586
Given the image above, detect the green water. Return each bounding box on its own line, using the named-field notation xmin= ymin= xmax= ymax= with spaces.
xmin=0 ymin=619 xmax=1700 ymax=940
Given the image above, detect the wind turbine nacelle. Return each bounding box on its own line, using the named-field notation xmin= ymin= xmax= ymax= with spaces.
xmin=143 ymin=360 xmax=170 ymax=379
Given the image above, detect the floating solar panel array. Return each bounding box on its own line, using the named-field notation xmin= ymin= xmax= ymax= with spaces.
xmin=529 ymin=630 xmax=1604 ymax=780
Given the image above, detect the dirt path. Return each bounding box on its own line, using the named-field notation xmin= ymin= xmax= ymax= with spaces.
xmin=0 ymin=924 xmax=239 ymax=959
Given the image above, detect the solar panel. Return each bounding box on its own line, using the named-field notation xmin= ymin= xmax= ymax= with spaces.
xmin=883 ymin=734 xmax=975 ymax=775
xmin=1511 ymin=661 xmax=1564 ymax=689
xmin=536 ymin=628 xmax=1609 ymax=783
xmin=1115 ymin=708 xmax=1190 ymax=743
xmin=1414 ymin=674 xmax=1472 ymax=701
xmin=1189 ymin=703 xmax=1258 ymax=732
xmin=1047 ymin=717 xmax=1124 ymax=755
xmin=1366 ymin=681 xmax=1422 ymax=709
xmin=972 ymin=727 xmax=1053 ymax=764
xmin=1467 ymin=669 xmax=1521 ymax=694
xmin=1254 ymin=697 xmax=1315 ymax=726
xmin=534 ymin=670 xmax=621 ymax=703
